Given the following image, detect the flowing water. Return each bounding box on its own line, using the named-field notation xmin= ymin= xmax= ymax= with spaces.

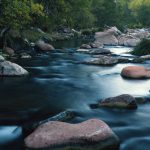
xmin=0 ymin=40 xmax=150 ymax=150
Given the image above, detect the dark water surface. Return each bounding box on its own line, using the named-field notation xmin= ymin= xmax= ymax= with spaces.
xmin=0 ymin=43 xmax=150 ymax=150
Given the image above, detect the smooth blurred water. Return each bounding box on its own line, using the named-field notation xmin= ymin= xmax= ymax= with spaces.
xmin=0 ymin=45 xmax=150 ymax=150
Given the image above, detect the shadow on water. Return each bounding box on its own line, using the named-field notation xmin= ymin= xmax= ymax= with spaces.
xmin=0 ymin=41 xmax=150 ymax=150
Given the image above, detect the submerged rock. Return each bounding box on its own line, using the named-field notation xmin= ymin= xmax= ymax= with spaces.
xmin=25 ymin=119 xmax=119 ymax=150
xmin=0 ymin=61 xmax=28 ymax=76
xmin=121 ymin=66 xmax=150 ymax=79
xmin=35 ymin=110 xmax=75 ymax=128
xmin=0 ymin=126 xmax=23 ymax=150
xmin=20 ymin=53 xmax=32 ymax=59
xmin=99 ymin=94 xmax=137 ymax=109
xmin=80 ymin=44 xmax=91 ymax=49
xmin=84 ymin=55 xmax=118 ymax=66
xmin=90 ymin=41 xmax=103 ymax=48
xmin=77 ymin=48 xmax=111 ymax=55
xmin=23 ymin=110 xmax=75 ymax=136
xmin=117 ymin=57 xmax=131 ymax=63
xmin=35 ymin=40 xmax=55 ymax=51
xmin=89 ymin=48 xmax=111 ymax=55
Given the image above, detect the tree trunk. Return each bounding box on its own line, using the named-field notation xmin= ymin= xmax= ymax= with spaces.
xmin=0 ymin=27 xmax=10 ymax=50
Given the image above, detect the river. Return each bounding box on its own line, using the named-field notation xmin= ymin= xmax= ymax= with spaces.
xmin=0 ymin=40 xmax=150 ymax=150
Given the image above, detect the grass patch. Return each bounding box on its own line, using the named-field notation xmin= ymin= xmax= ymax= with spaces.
xmin=132 ymin=39 xmax=150 ymax=56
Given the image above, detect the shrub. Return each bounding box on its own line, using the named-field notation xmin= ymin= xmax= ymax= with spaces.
xmin=81 ymin=29 xmax=93 ymax=35
xmin=132 ymin=39 xmax=150 ymax=56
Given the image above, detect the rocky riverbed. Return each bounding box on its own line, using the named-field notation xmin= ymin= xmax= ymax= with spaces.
xmin=0 ymin=43 xmax=150 ymax=150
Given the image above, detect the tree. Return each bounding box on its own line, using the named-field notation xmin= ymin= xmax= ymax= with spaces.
xmin=128 ymin=0 xmax=150 ymax=27
xmin=0 ymin=0 xmax=45 ymax=29
xmin=66 ymin=0 xmax=95 ymax=29
xmin=92 ymin=0 xmax=118 ymax=27
xmin=0 ymin=0 xmax=45 ymax=49
xmin=0 ymin=0 xmax=31 ymax=29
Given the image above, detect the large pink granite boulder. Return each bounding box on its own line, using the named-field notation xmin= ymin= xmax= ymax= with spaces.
xmin=25 ymin=119 xmax=119 ymax=150
xmin=121 ymin=66 xmax=150 ymax=79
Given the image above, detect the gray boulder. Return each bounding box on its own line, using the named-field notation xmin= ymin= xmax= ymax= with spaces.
xmin=99 ymin=94 xmax=137 ymax=109
xmin=77 ymin=48 xmax=111 ymax=55
xmin=80 ymin=44 xmax=92 ymax=49
xmin=35 ymin=40 xmax=55 ymax=51
xmin=118 ymin=35 xmax=140 ymax=47
xmin=84 ymin=55 xmax=118 ymax=66
xmin=89 ymin=48 xmax=111 ymax=55
xmin=90 ymin=41 xmax=103 ymax=48
xmin=95 ymin=27 xmax=121 ymax=46
xmin=0 ymin=61 xmax=28 ymax=76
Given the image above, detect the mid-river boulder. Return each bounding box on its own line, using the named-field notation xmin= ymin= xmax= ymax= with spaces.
xmin=99 ymin=94 xmax=137 ymax=109
xmin=121 ymin=66 xmax=150 ymax=79
xmin=84 ymin=55 xmax=118 ymax=66
xmin=25 ymin=119 xmax=119 ymax=150
xmin=0 ymin=61 xmax=28 ymax=76
xmin=89 ymin=48 xmax=111 ymax=55
xmin=77 ymin=48 xmax=111 ymax=55
xmin=90 ymin=41 xmax=103 ymax=48
xmin=35 ymin=40 xmax=55 ymax=51
xmin=80 ymin=44 xmax=92 ymax=49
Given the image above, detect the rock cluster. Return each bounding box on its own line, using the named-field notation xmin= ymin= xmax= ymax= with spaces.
xmin=94 ymin=27 xmax=150 ymax=47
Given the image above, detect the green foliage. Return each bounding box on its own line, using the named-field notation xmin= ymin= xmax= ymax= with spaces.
xmin=1 ymin=0 xmax=150 ymax=32
xmin=92 ymin=0 xmax=117 ymax=27
xmin=137 ymin=5 xmax=150 ymax=26
xmin=0 ymin=0 xmax=45 ymax=29
xmin=9 ymin=28 xmax=52 ymax=42
xmin=81 ymin=28 xmax=100 ymax=35
xmin=0 ymin=0 xmax=31 ymax=29
xmin=132 ymin=39 xmax=150 ymax=56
